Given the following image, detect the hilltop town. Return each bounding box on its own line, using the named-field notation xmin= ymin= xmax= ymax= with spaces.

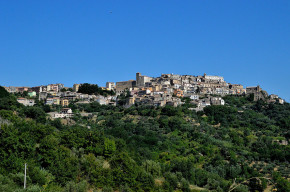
xmin=3 ymin=72 xmax=285 ymax=118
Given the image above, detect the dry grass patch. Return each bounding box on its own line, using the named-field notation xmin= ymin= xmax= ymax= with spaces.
xmin=189 ymin=184 xmax=207 ymax=191
xmin=102 ymin=160 xmax=110 ymax=169
xmin=155 ymin=177 xmax=165 ymax=186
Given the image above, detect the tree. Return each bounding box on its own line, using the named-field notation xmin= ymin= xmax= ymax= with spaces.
xmin=104 ymin=138 xmax=116 ymax=157
xmin=142 ymin=160 xmax=161 ymax=177
xmin=60 ymin=88 xmax=67 ymax=92
xmin=110 ymin=152 xmax=139 ymax=186
xmin=0 ymin=86 xmax=9 ymax=98
xmin=273 ymin=172 xmax=290 ymax=192
xmin=23 ymin=106 xmax=46 ymax=123
xmin=78 ymin=83 xmax=114 ymax=96
xmin=78 ymin=83 xmax=99 ymax=95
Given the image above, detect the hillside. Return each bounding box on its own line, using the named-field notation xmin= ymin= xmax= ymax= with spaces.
xmin=0 ymin=86 xmax=289 ymax=192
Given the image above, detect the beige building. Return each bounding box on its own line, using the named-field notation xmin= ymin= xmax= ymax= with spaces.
xmin=16 ymin=87 xmax=30 ymax=93
xmin=246 ymin=86 xmax=268 ymax=101
xmin=116 ymin=80 xmax=136 ymax=94
xmin=106 ymin=82 xmax=116 ymax=90
xmin=73 ymin=84 xmax=81 ymax=92
xmin=61 ymin=99 xmax=69 ymax=107
xmin=136 ymin=73 xmax=152 ymax=87
xmin=47 ymin=84 xmax=59 ymax=92
xmin=46 ymin=97 xmax=60 ymax=105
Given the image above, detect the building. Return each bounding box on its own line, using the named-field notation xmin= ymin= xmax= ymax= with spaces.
xmin=57 ymin=83 xmax=64 ymax=91
xmin=39 ymin=92 xmax=47 ymax=100
xmin=47 ymin=84 xmax=59 ymax=92
xmin=136 ymin=72 xmax=153 ymax=87
xmin=30 ymin=86 xmax=44 ymax=93
xmin=73 ymin=84 xmax=81 ymax=92
xmin=185 ymin=94 xmax=199 ymax=100
xmin=173 ymin=89 xmax=183 ymax=97
xmin=106 ymin=82 xmax=116 ymax=91
xmin=96 ymin=95 xmax=108 ymax=105
xmin=116 ymin=80 xmax=136 ymax=95
xmin=28 ymin=91 xmax=37 ymax=97
xmin=196 ymin=98 xmax=211 ymax=111
xmin=269 ymin=94 xmax=279 ymax=100
xmin=278 ymin=98 xmax=285 ymax=104
xmin=246 ymin=86 xmax=268 ymax=101
xmin=62 ymin=91 xmax=77 ymax=101
xmin=138 ymin=89 xmax=151 ymax=96
xmin=5 ymin=86 xmax=17 ymax=93
xmin=16 ymin=87 xmax=30 ymax=93
xmin=17 ymin=98 xmax=35 ymax=106
xmin=46 ymin=97 xmax=60 ymax=105
xmin=61 ymin=98 xmax=69 ymax=107
xmin=53 ymin=108 xmax=74 ymax=118
xmin=211 ymin=97 xmax=225 ymax=105
xmin=204 ymin=73 xmax=224 ymax=82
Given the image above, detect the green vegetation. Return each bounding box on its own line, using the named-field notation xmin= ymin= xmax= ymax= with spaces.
xmin=78 ymin=83 xmax=115 ymax=96
xmin=61 ymin=88 xmax=73 ymax=92
xmin=0 ymin=87 xmax=289 ymax=191
xmin=0 ymin=86 xmax=9 ymax=98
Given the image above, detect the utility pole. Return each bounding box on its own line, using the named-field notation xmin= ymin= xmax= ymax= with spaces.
xmin=24 ymin=163 xmax=27 ymax=189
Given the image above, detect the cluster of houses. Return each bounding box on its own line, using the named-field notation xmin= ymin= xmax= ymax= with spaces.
xmin=3 ymin=83 xmax=115 ymax=118
xmin=3 ymin=72 xmax=285 ymax=118
xmin=109 ymin=73 xmax=284 ymax=110
xmin=110 ymin=73 xmax=233 ymax=110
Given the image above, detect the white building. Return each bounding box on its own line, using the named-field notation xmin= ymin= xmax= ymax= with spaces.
xmin=204 ymin=74 xmax=224 ymax=82
xmin=189 ymin=95 xmax=199 ymax=100
xmin=54 ymin=108 xmax=73 ymax=118
xmin=17 ymin=98 xmax=35 ymax=106
xmin=211 ymin=97 xmax=225 ymax=105
xmin=106 ymin=82 xmax=116 ymax=90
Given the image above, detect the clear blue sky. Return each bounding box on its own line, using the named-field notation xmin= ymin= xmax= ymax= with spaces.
xmin=0 ymin=0 xmax=289 ymax=101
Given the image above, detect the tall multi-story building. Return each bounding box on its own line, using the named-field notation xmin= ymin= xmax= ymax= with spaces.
xmin=73 ymin=84 xmax=81 ymax=92
xmin=106 ymin=82 xmax=116 ymax=91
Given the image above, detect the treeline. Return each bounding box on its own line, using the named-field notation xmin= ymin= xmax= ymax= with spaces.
xmin=0 ymin=86 xmax=289 ymax=192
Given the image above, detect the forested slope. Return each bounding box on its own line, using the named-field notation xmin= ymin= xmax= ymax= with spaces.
xmin=0 ymin=86 xmax=289 ymax=192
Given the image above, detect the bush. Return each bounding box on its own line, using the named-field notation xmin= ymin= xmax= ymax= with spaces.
xmin=64 ymin=180 xmax=88 ymax=192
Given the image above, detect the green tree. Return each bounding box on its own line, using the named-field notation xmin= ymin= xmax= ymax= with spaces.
xmin=0 ymin=86 xmax=9 ymax=98
xmin=104 ymin=138 xmax=116 ymax=157
xmin=110 ymin=152 xmax=139 ymax=187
